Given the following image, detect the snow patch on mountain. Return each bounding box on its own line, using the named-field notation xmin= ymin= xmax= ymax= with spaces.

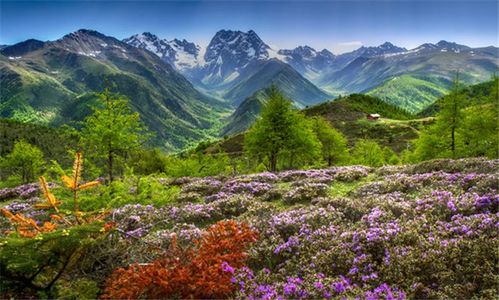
xmin=123 ymin=33 xmax=202 ymax=70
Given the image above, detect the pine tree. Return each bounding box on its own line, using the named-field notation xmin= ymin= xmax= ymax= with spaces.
xmin=244 ymin=86 xmax=319 ymax=172
xmin=439 ymin=72 xmax=464 ymax=158
xmin=82 ymin=89 xmax=148 ymax=182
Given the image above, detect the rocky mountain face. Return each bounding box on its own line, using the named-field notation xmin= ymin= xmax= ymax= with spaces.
xmin=0 ymin=29 xmax=226 ymax=151
xmin=3 ymin=28 xmax=497 ymax=145
xmin=194 ymin=30 xmax=332 ymax=107
xmin=277 ymin=46 xmax=335 ymax=80
xmin=125 ymin=29 xmax=497 ymax=114
xmin=200 ymin=30 xmax=272 ymax=87
xmin=1 ymin=39 xmax=46 ymax=56
xmin=124 ymin=30 xmax=332 ymax=106
xmin=123 ymin=32 xmax=202 ymax=72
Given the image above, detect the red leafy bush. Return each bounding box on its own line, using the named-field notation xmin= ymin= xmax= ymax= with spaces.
xmin=101 ymin=220 xmax=258 ymax=299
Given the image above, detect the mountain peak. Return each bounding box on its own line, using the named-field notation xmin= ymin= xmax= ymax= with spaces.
xmin=275 ymin=46 xmax=335 ymax=79
xmin=0 ymin=38 xmax=45 ymax=56
xmin=436 ymin=40 xmax=470 ymax=51
xmin=123 ymin=32 xmax=202 ymax=71
xmin=436 ymin=40 xmax=453 ymax=46
xmin=380 ymin=42 xmax=395 ymax=48
xmin=355 ymin=42 xmax=406 ymax=57
xmin=205 ymin=29 xmax=271 ymax=64
xmin=67 ymin=29 xmax=107 ymax=39
xmin=141 ymin=32 xmax=159 ymax=40
xmin=413 ymin=40 xmax=470 ymax=53
xmin=319 ymin=49 xmax=334 ymax=56
xmin=292 ymin=46 xmax=317 ymax=58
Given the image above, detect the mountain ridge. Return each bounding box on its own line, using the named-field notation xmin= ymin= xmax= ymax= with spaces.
xmin=2 ymin=28 xmax=497 ymax=153
xmin=122 ymin=29 xmax=497 ymax=113
xmin=0 ymin=29 xmax=227 ymax=151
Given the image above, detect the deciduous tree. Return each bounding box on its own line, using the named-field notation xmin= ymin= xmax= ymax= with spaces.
xmin=0 ymin=140 xmax=44 ymax=183
xmin=310 ymin=116 xmax=348 ymax=166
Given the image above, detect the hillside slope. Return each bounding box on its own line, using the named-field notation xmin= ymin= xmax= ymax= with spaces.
xmin=319 ymin=44 xmax=498 ymax=112
xmin=418 ymin=77 xmax=498 ymax=117
xmin=224 ymin=59 xmax=330 ymax=107
xmin=221 ymin=89 xmax=268 ymax=137
xmin=0 ymin=29 xmax=227 ymax=151
xmin=0 ymin=118 xmax=78 ymax=166
xmin=209 ymin=94 xmax=422 ymax=155
xmin=367 ymin=75 xmax=449 ymax=112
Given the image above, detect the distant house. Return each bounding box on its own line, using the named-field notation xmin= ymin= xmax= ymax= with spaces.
xmin=367 ymin=113 xmax=380 ymax=120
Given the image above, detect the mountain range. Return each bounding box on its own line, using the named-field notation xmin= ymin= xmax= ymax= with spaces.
xmin=0 ymin=29 xmax=226 ymax=151
xmin=124 ymin=30 xmax=331 ymax=107
xmin=0 ymin=28 xmax=497 ymax=150
xmin=123 ymin=29 xmax=497 ymax=112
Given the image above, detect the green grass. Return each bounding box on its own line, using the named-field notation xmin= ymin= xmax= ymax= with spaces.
xmin=328 ymin=175 xmax=375 ymax=198
xmin=51 ymin=177 xmax=182 ymax=212
xmin=367 ymin=75 xmax=450 ymax=113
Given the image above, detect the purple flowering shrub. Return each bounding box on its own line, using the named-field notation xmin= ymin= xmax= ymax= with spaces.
xmin=1 ymin=158 xmax=497 ymax=299
xmin=180 ymin=178 xmax=222 ymax=196
xmin=175 ymin=192 xmax=203 ymax=203
xmin=0 ymin=182 xmax=57 ymax=202
xmin=222 ymin=180 xmax=272 ymax=196
xmin=408 ymin=157 xmax=499 ymax=175
xmin=331 ymin=166 xmax=371 ymax=182
xmin=283 ymin=183 xmax=329 ymax=204
xmin=233 ymin=172 xmax=498 ymax=299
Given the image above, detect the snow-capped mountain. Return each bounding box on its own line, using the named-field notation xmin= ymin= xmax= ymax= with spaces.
xmin=205 ymin=29 xmax=272 ymax=64
xmin=278 ymin=46 xmax=335 ymax=80
xmin=123 ymin=31 xmax=410 ymax=89
xmin=0 ymin=29 xmax=224 ymax=151
xmin=198 ymin=29 xmax=282 ymax=88
xmin=2 ymin=28 xmax=498 ymax=142
xmin=317 ymin=39 xmax=498 ymax=112
xmin=356 ymin=42 xmax=407 ymax=57
xmin=327 ymin=42 xmax=408 ymax=70
xmin=122 ymin=29 xmax=497 ymax=113
xmin=124 ymin=29 xmax=286 ymax=90
xmin=272 ymin=42 xmax=408 ymax=80
xmin=410 ymin=40 xmax=470 ymax=54
xmin=123 ymin=32 xmax=203 ymax=71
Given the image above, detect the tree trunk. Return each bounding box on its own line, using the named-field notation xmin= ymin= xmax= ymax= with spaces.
xmin=451 ymin=126 xmax=455 ymax=158
xmin=328 ymin=155 xmax=332 ymax=167
xmin=451 ymin=71 xmax=459 ymax=159
xmin=451 ymin=94 xmax=457 ymax=158
xmin=270 ymin=152 xmax=277 ymax=173
xmin=73 ymin=189 xmax=79 ymax=213
xmin=22 ymin=167 xmax=27 ymax=184
xmin=108 ymin=150 xmax=114 ymax=182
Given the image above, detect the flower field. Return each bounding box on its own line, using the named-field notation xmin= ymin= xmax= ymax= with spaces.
xmin=0 ymin=158 xmax=498 ymax=299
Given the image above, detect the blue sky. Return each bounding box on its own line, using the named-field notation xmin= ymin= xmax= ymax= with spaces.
xmin=1 ymin=0 xmax=497 ymax=54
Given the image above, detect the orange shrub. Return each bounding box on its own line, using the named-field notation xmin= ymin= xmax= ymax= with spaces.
xmin=101 ymin=220 xmax=258 ymax=299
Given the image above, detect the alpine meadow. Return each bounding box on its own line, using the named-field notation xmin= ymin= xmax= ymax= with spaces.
xmin=0 ymin=1 xmax=498 ymax=299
